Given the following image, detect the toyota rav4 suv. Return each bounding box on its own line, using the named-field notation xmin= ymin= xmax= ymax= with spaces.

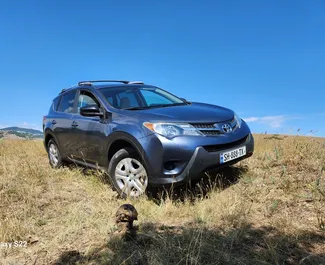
xmin=43 ymin=80 xmax=254 ymax=197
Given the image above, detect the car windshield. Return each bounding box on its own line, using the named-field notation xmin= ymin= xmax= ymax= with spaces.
xmin=99 ymin=86 xmax=186 ymax=110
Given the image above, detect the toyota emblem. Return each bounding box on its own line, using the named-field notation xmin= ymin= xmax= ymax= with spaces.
xmin=222 ymin=124 xmax=232 ymax=133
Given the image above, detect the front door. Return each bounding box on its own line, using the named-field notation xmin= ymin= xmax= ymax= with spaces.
xmin=70 ymin=89 xmax=110 ymax=166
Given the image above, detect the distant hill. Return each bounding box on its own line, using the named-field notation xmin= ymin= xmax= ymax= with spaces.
xmin=0 ymin=127 xmax=43 ymax=139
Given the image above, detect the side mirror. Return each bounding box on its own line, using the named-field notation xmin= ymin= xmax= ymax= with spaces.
xmin=80 ymin=105 xmax=104 ymax=117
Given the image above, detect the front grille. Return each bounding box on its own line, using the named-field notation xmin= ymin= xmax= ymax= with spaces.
xmin=191 ymin=124 xmax=215 ymax=129
xmin=229 ymin=117 xmax=238 ymax=130
xmin=203 ymin=135 xmax=249 ymax=153
xmin=190 ymin=117 xmax=238 ymax=136
xmin=190 ymin=123 xmax=221 ymax=136
xmin=200 ymin=130 xmax=222 ymax=136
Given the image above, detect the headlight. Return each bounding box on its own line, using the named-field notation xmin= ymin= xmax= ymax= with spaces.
xmin=234 ymin=113 xmax=242 ymax=128
xmin=143 ymin=122 xmax=203 ymax=138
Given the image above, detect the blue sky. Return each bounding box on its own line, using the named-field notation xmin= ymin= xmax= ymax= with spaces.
xmin=1 ymin=0 xmax=324 ymax=136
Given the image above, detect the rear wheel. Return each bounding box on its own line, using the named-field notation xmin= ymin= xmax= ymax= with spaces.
xmin=47 ymin=139 xmax=62 ymax=168
xmin=108 ymin=148 xmax=148 ymax=198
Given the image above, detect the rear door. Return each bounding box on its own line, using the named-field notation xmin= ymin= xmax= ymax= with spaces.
xmin=54 ymin=90 xmax=78 ymax=157
xmin=70 ymin=89 xmax=110 ymax=165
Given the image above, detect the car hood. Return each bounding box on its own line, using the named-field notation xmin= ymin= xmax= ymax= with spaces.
xmin=130 ymin=102 xmax=234 ymax=123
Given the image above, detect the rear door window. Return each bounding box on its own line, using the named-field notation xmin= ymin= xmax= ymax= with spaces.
xmin=58 ymin=91 xmax=77 ymax=113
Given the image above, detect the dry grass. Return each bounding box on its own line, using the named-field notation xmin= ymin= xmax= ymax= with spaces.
xmin=0 ymin=134 xmax=324 ymax=264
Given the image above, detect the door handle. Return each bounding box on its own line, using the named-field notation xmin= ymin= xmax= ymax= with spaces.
xmin=52 ymin=120 xmax=57 ymax=125
xmin=71 ymin=121 xmax=79 ymax=128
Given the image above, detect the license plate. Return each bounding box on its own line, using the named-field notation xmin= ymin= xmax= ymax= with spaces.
xmin=220 ymin=146 xmax=246 ymax=164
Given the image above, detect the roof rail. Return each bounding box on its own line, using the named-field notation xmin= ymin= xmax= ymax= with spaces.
xmin=128 ymin=81 xmax=144 ymax=84
xmin=78 ymin=80 xmax=144 ymax=86
xmin=78 ymin=80 xmax=130 ymax=86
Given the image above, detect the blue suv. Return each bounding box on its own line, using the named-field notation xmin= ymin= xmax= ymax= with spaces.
xmin=43 ymin=80 xmax=254 ymax=197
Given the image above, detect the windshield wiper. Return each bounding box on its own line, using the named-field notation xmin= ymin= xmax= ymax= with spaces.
xmin=124 ymin=106 xmax=149 ymax=110
xmin=153 ymin=103 xmax=187 ymax=108
xmin=124 ymin=102 xmax=187 ymax=110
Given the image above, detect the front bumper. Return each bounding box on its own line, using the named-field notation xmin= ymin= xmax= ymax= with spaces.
xmin=147 ymin=133 xmax=254 ymax=185
xmin=138 ymin=120 xmax=254 ymax=186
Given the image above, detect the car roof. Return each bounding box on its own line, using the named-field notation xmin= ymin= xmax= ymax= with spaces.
xmin=58 ymin=82 xmax=157 ymax=96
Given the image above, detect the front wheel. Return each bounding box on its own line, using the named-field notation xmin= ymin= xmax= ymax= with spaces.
xmin=108 ymin=148 xmax=148 ymax=198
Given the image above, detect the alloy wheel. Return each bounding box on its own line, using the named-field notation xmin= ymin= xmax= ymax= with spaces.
xmin=114 ymin=158 xmax=148 ymax=197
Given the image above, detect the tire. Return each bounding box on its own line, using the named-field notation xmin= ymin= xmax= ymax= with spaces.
xmin=47 ymin=139 xmax=63 ymax=168
xmin=108 ymin=147 xmax=148 ymax=198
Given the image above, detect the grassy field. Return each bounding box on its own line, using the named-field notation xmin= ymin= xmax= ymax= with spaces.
xmin=0 ymin=135 xmax=324 ymax=265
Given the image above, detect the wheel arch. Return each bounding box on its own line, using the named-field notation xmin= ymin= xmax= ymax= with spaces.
xmin=44 ymin=129 xmax=59 ymax=152
xmin=106 ymin=132 xmax=149 ymax=169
